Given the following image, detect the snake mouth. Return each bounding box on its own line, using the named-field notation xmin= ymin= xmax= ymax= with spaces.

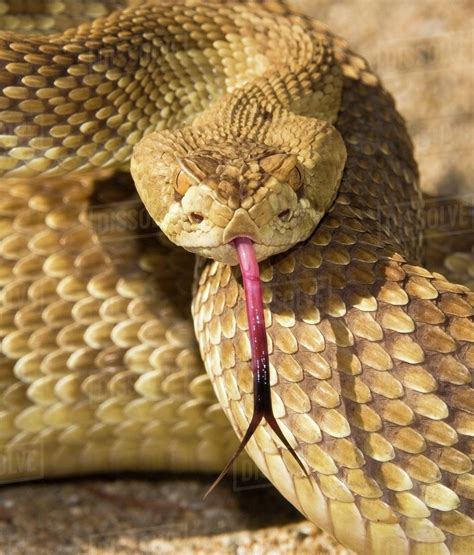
xmin=204 ymin=236 xmax=308 ymax=498
xmin=200 ymin=236 xmax=291 ymax=266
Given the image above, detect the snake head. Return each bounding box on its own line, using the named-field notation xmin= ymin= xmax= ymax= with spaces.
xmin=131 ymin=119 xmax=346 ymax=265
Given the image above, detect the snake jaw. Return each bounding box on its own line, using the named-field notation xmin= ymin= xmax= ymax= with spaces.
xmin=204 ymin=237 xmax=309 ymax=498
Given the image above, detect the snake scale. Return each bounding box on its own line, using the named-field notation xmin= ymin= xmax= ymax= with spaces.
xmin=0 ymin=1 xmax=472 ymax=553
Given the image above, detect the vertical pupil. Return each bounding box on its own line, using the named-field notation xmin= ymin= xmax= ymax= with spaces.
xmin=278 ymin=209 xmax=291 ymax=221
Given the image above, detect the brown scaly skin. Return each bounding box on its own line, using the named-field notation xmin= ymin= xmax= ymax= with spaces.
xmin=0 ymin=2 xmax=472 ymax=554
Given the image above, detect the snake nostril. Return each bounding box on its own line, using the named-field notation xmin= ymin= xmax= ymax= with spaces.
xmin=189 ymin=212 xmax=204 ymax=224
xmin=278 ymin=209 xmax=292 ymax=222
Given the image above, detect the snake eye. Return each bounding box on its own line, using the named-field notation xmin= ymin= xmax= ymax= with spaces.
xmin=175 ymin=170 xmax=197 ymax=197
xmin=189 ymin=212 xmax=204 ymax=224
xmin=278 ymin=209 xmax=292 ymax=222
xmin=260 ymin=153 xmax=302 ymax=191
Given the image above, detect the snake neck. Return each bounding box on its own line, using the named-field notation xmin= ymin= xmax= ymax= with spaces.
xmin=332 ymin=60 xmax=423 ymax=264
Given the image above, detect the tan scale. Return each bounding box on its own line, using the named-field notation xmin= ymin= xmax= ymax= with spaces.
xmin=0 ymin=1 xmax=472 ymax=554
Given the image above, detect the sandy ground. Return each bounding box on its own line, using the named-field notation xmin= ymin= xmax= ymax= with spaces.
xmin=0 ymin=1 xmax=472 ymax=554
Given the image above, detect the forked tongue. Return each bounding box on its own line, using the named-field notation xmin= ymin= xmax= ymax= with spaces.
xmin=204 ymin=237 xmax=308 ymax=498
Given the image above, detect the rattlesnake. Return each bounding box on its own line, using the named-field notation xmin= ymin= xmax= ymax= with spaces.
xmin=0 ymin=1 xmax=472 ymax=553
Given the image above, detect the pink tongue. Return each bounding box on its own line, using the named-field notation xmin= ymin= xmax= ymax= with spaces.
xmin=233 ymin=237 xmax=270 ymax=392
xmin=204 ymin=238 xmax=308 ymax=498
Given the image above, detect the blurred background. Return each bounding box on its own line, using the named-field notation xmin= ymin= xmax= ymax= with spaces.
xmin=0 ymin=1 xmax=472 ymax=553
xmin=302 ymin=0 xmax=473 ymax=202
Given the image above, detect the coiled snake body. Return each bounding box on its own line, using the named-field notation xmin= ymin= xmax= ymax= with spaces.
xmin=0 ymin=1 xmax=472 ymax=553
